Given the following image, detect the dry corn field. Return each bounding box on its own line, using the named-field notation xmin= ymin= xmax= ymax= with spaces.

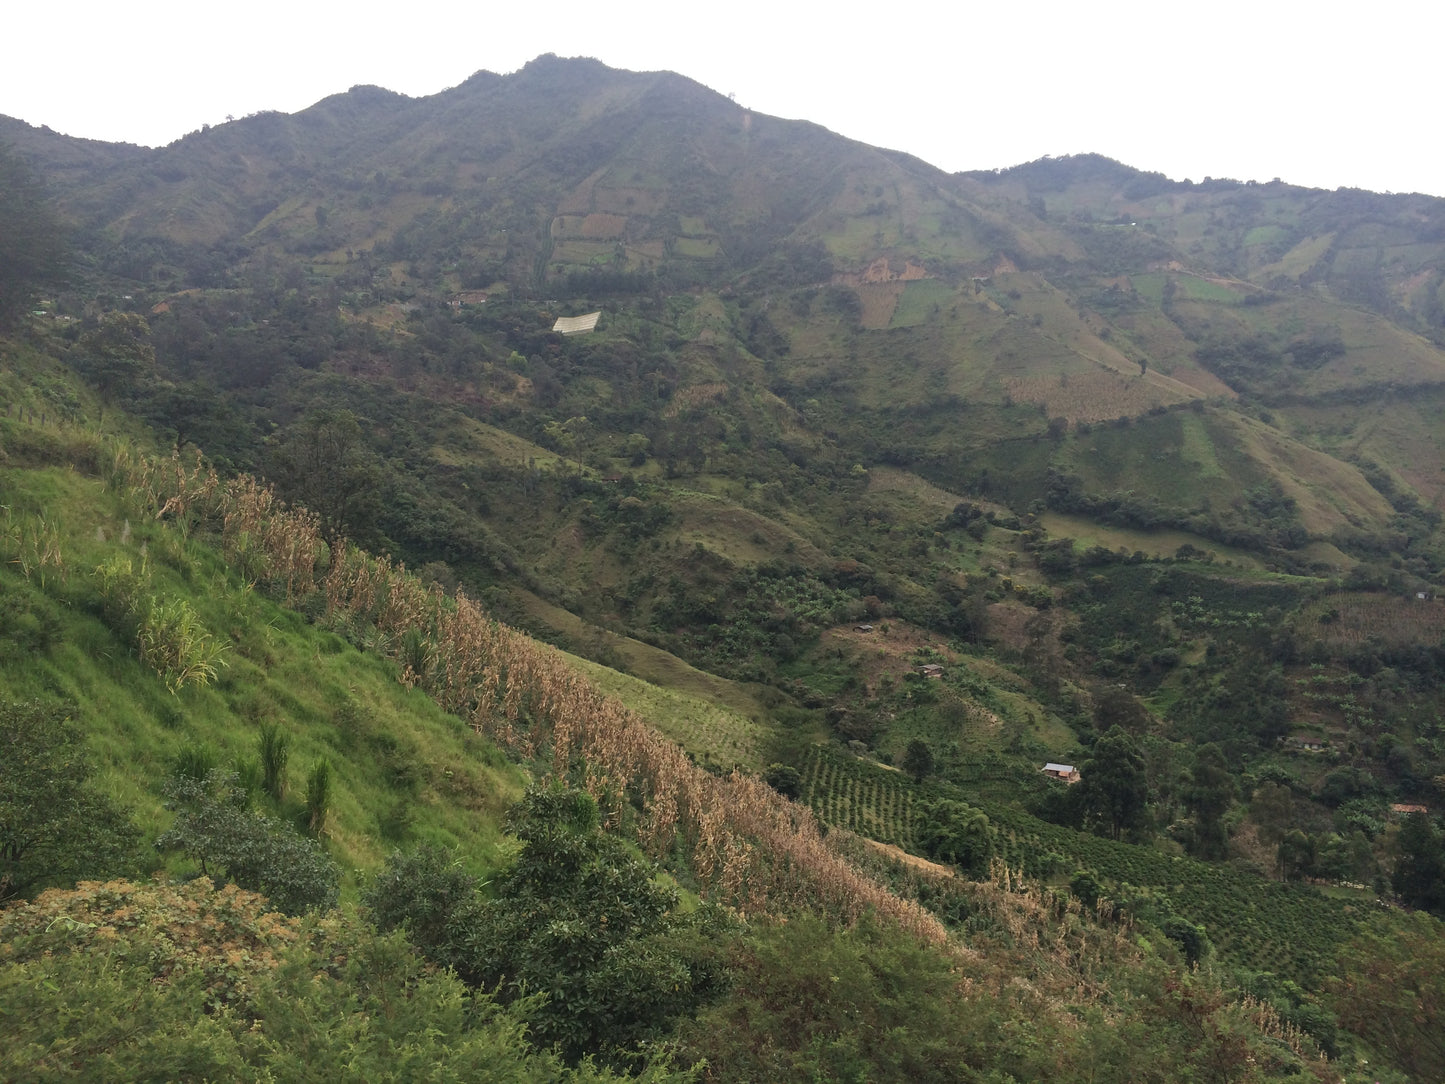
xmin=109 ymin=449 xmax=946 ymax=943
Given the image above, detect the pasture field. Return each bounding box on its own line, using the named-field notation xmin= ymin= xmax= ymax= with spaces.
xmin=673 ymin=236 xmax=720 ymax=259
xmin=507 ymin=587 xmax=776 ymax=732
xmin=890 ymin=279 xmax=958 ymax=327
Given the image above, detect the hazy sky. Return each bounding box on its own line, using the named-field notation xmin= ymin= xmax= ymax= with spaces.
xmin=4 ymin=1 xmax=1440 ymax=196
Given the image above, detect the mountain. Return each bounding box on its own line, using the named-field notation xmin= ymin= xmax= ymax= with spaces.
xmin=5 ymin=53 xmax=1445 ymax=1080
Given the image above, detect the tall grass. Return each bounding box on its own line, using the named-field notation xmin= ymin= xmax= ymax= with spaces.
xmin=258 ymin=722 xmax=289 ymax=804
xmin=137 ymin=597 xmax=226 ymax=694
xmin=306 ymin=757 xmax=333 ymax=837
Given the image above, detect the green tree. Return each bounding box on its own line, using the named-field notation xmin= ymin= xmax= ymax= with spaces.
xmin=266 ymin=408 xmax=383 ymax=542
xmin=156 ymin=770 xmax=339 ymax=914
xmin=0 ymin=700 xmax=140 ymax=902
xmin=72 ymin=311 xmax=156 ymax=418
xmin=763 ymin=763 xmax=803 ymax=800
xmin=1182 ymin=743 xmax=1235 ymax=859
xmin=1331 ymin=914 xmax=1445 ymax=1082
xmin=0 ymin=877 xmax=690 ymax=1083
xmin=1078 ymin=728 xmax=1150 ymax=841
xmin=916 ymin=800 xmax=995 ymax=877
xmin=1392 ymin=812 xmax=1445 ymax=915
xmin=902 ymin=737 xmax=935 ymax=783
xmin=1249 ymin=780 xmax=1295 ymax=848
xmin=1277 ymin=829 xmax=1316 ymax=881
xmin=365 ymin=843 xmax=488 ymax=975
xmin=395 ymin=783 xmax=729 ymax=1067
xmin=1160 ymin=915 xmax=1210 ymax=968
xmin=0 ymin=143 xmax=67 ymax=327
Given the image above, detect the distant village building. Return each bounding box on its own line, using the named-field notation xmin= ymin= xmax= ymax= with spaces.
xmin=1042 ymin=763 xmax=1080 ymax=784
xmin=1289 ymin=733 xmax=1326 ymax=752
xmin=918 ymin=663 xmax=944 ymax=679
xmin=449 ymin=290 xmax=489 ymax=309
xmin=552 ymin=311 xmax=601 ymax=335
xmin=854 ymin=623 xmax=875 ymax=633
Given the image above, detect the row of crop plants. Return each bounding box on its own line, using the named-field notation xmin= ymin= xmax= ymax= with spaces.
xmin=801 ymin=743 xmax=1363 ymax=984
xmin=801 ymin=746 xmax=916 ymax=846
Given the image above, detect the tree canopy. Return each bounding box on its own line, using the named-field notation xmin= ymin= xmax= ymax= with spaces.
xmin=0 ymin=699 xmax=139 ymax=903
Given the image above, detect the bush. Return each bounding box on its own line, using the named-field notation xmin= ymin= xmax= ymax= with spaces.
xmin=305 ymin=757 xmax=332 ymax=837
xmin=763 ymin=763 xmax=803 ymax=800
xmin=377 ymin=783 xmax=732 ymax=1067
xmin=137 ymin=597 xmax=226 ymax=693
xmin=156 ymin=770 xmax=339 ymax=914
xmin=0 ymin=700 xmax=140 ymax=902
xmin=0 ymin=878 xmax=684 ymax=1083
xmin=258 ymin=722 xmax=289 ymax=803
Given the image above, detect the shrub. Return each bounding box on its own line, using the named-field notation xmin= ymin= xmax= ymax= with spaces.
xmin=156 ymin=770 xmax=339 ymax=914
xmin=137 ymin=597 xmax=226 ymax=693
xmin=258 ymin=722 xmax=289 ymax=803
xmin=305 ymin=757 xmax=332 ymax=837
xmin=0 ymin=700 xmax=140 ymax=901
xmin=763 ymin=763 xmax=803 ymax=800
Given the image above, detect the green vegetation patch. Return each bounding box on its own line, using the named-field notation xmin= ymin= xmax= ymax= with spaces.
xmin=0 ymin=463 xmax=523 ymax=897
xmin=890 ymin=279 xmax=958 ymax=328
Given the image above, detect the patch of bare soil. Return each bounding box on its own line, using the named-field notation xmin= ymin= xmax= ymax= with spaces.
xmin=818 ymin=622 xmax=956 ymax=691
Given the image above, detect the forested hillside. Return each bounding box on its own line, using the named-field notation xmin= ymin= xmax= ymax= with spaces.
xmin=4 ymin=54 xmax=1445 ymax=1081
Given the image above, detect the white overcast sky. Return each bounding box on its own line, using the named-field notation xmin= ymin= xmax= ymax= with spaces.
xmin=3 ymin=1 xmax=1440 ymax=196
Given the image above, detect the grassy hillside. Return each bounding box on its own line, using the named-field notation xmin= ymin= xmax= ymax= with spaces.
xmin=1 ymin=359 xmax=524 ymax=892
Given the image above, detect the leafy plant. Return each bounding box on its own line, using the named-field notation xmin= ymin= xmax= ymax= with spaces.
xmin=258 ymin=722 xmax=289 ymax=803
xmin=173 ymin=742 xmax=217 ymax=782
xmin=0 ymin=699 xmax=140 ymax=902
xmin=383 ymin=783 xmax=732 ymax=1067
xmin=305 ymin=756 xmax=332 ymax=837
xmin=91 ymin=552 xmax=146 ymax=632
xmin=0 ymin=878 xmax=688 ymax=1083
xmin=156 ymin=770 xmax=339 ymax=914
xmin=137 ymin=597 xmax=226 ymax=693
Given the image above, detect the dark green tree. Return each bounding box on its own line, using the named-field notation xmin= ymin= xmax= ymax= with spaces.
xmin=1182 ymin=743 xmax=1235 ymax=859
xmin=0 ymin=143 xmax=67 ymax=327
xmin=1161 ymin=915 xmax=1210 ymax=968
xmin=427 ymin=783 xmax=728 ymax=1066
xmin=762 ymin=763 xmax=803 ymax=800
xmin=71 ymin=312 xmax=156 ymax=419
xmin=1077 ymin=727 xmax=1150 ymax=841
xmin=1278 ymin=829 xmax=1316 ymax=881
xmin=0 ymin=877 xmax=689 ymax=1083
xmin=902 ymin=737 xmax=935 ymax=783
xmin=916 ymin=800 xmax=995 ymax=877
xmin=156 ymin=770 xmax=339 ymax=914
xmin=265 ymin=409 xmax=383 ymax=542
xmin=365 ymin=843 xmax=488 ymax=975
xmin=0 ymin=700 xmax=139 ymax=902
xmin=1393 ymin=812 xmax=1445 ymax=916
xmin=1331 ymin=915 xmax=1445 ymax=1083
